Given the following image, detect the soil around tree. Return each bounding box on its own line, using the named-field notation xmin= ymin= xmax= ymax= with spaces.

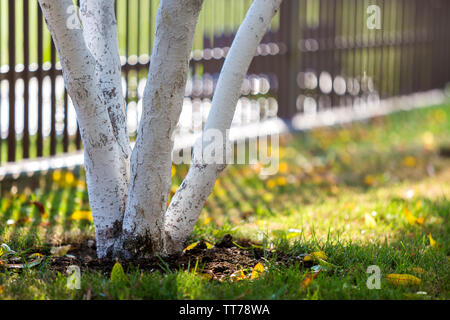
xmin=47 ymin=235 xmax=308 ymax=280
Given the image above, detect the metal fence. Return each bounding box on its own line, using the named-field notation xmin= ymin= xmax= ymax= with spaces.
xmin=0 ymin=0 xmax=449 ymax=164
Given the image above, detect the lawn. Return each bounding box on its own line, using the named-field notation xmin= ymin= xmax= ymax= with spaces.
xmin=0 ymin=101 xmax=449 ymax=300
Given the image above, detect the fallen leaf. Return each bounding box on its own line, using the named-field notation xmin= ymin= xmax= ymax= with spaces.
xmin=230 ymin=269 xmax=247 ymax=282
xmin=250 ymin=262 xmax=264 ymax=280
xmin=202 ymin=217 xmax=212 ymax=225
xmin=415 ymin=217 xmax=425 ymax=226
xmin=301 ymin=270 xmax=321 ymax=288
xmin=404 ymin=207 xmax=418 ymax=225
xmin=428 ymin=233 xmax=439 ymax=249
xmin=311 ymin=251 xmax=327 ymax=260
xmin=403 ymin=156 xmax=417 ymax=167
xmin=25 ymin=201 xmax=46 ymax=216
xmin=183 ymin=242 xmax=199 ymax=252
xmin=70 ymin=210 xmax=93 ymax=222
xmin=386 ymin=274 xmax=421 ymax=286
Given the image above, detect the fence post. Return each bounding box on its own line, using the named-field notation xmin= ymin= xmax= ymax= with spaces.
xmin=277 ymin=0 xmax=299 ymax=120
xmin=7 ymin=0 xmax=16 ymax=162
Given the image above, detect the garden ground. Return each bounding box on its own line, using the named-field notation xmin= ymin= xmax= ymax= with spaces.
xmin=0 ymin=101 xmax=449 ymax=299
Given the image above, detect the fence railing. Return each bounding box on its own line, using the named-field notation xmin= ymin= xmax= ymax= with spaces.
xmin=0 ymin=0 xmax=449 ymax=164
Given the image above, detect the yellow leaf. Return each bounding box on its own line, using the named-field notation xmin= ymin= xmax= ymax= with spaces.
xmin=110 ymin=261 xmax=127 ymax=283
xmin=404 ymin=207 xmax=417 ymax=225
xmin=266 ymin=179 xmax=276 ymax=189
xmin=70 ymin=210 xmax=93 ymax=222
xmin=202 ymin=217 xmax=212 ymax=225
xmin=402 ymin=156 xmax=417 ymax=167
xmin=428 ymin=233 xmax=438 ymax=248
xmin=205 ymin=241 xmax=213 ymax=249
xmin=262 ymin=193 xmax=274 ymax=202
xmin=52 ymin=170 xmax=62 ymax=182
xmin=278 ymin=162 xmax=289 ymax=174
xmin=301 ymin=271 xmax=320 ymax=289
xmin=415 ymin=217 xmax=425 ymax=226
xmin=286 ymin=232 xmax=301 ymax=240
xmin=364 ymin=175 xmax=375 ymax=186
xmin=301 ymin=275 xmax=313 ymax=288
xmin=311 ymin=251 xmax=327 ymax=260
xmin=386 ymin=274 xmax=421 ymax=286
xmin=364 ymin=213 xmax=377 ymax=228
xmin=276 ymin=177 xmax=287 ymax=186
xmin=0 ymin=285 xmax=3 ymax=295
xmin=65 ymin=172 xmax=75 ymax=185
xmin=171 ymin=165 xmax=176 ymax=177
xmin=250 ymin=262 xmax=264 ymax=279
xmin=230 ymin=269 xmax=247 ymax=282
xmin=183 ymin=241 xmax=199 ymax=252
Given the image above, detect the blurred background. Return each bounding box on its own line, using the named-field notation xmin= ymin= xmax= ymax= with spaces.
xmin=0 ymin=0 xmax=449 ymax=164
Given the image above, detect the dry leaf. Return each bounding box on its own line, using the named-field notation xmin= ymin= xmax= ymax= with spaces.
xmin=70 ymin=210 xmax=93 ymax=222
xmin=26 ymin=201 xmax=46 ymax=215
xmin=428 ymin=233 xmax=439 ymax=249
xmin=250 ymin=262 xmax=264 ymax=279
xmin=416 ymin=217 xmax=425 ymax=226
xmin=301 ymin=270 xmax=321 ymax=289
xmin=230 ymin=269 xmax=247 ymax=282
xmin=404 ymin=207 xmax=417 ymax=225
xmin=386 ymin=274 xmax=421 ymax=286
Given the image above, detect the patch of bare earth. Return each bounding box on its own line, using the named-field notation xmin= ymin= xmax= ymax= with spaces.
xmin=48 ymin=235 xmax=304 ymax=281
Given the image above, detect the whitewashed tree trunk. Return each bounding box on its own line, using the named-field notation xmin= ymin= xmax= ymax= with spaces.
xmin=39 ymin=0 xmax=282 ymax=259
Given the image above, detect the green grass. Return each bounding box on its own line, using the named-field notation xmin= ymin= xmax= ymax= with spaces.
xmin=0 ymin=102 xmax=449 ymax=299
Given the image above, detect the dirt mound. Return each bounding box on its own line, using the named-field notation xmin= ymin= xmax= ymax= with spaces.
xmin=49 ymin=235 xmax=304 ymax=280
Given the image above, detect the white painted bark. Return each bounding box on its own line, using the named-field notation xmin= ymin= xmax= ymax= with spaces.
xmin=164 ymin=0 xmax=282 ymax=255
xmin=39 ymin=0 xmax=129 ymax=258
xmin=79 ymin=0 xmax=131 ymax=160
xmin=117 ymin=0 xmax=204 ymax=258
